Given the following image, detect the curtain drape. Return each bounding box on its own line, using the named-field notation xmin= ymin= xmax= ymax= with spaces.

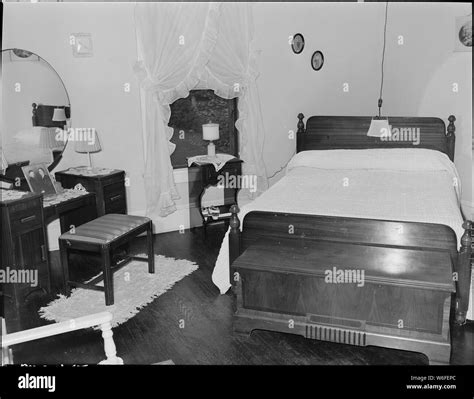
xmin=134 ymin=2 xmax=268 ymax=218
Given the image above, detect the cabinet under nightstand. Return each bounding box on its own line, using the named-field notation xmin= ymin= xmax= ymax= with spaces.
xmin=55 ymin=168 xmax=127 ymax=216
xmin=188 ymin=158 xmax=243 ymax=229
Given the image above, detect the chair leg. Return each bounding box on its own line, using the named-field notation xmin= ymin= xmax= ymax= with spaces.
xmin=102 ymin=247 xmax=114 ymax=306
xmin=59 ymin=239 xmax=71 ymax=297
xmin=147 ymin=222 xmax=155 ymax=274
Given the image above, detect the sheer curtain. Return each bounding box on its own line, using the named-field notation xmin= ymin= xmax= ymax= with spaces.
xmin=134 ymin=2 xmax=268 ymax=219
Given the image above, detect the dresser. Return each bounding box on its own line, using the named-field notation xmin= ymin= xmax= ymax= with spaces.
xmin=1 ymin=190 xmax=50 ymax=316
xmin=55 ymin=168 xmax=127 ymax=216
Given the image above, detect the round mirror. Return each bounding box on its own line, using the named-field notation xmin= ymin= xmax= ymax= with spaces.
xmin=1 ymin=48 xmax=71 ymax=180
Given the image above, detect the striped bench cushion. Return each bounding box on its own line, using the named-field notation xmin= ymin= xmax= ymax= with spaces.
xmin=60 ymin=214 xmax=150 ymax=245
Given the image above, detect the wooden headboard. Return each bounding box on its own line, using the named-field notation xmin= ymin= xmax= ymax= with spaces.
xmin=32 ymin=103 xmax=71 ymax=128
xmin=296 ymin=114 xmax=456 ymax=161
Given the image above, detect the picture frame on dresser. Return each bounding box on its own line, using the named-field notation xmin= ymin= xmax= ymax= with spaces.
xmin=22 ymin=163 xmax=58 ymax=196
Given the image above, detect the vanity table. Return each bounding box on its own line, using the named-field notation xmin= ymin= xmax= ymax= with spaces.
xmin=1 ymin=188 xmax=97 ymax=328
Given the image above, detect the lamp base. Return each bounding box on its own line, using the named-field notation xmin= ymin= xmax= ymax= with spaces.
xmin=207 ymin=142 xmax=216 ymax=157
xmin=87 ymin=152 xmax=93 ymax=170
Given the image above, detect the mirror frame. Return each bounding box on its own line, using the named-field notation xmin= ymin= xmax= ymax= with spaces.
xmin=1 ymin=48 xmax=71 ymax=184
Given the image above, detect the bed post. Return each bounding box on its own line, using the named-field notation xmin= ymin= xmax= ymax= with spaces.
xmin=32 ymin=103 xmax=38 ymax=126
xmin=297 ymin=113 xmax=305 ymax=153
xmin=446 ymin=115 xmax=456 ymax=162
xmin=455 ymin=220 xmax=472 ymax=325
xmin=229 ymin=204 xmax=241 ymax=266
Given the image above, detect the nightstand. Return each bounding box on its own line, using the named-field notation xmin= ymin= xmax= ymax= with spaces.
xmin=55 ymin=168 xmax=127 ymax=216
xmin=188 ymin=158 xmax=243 ymax=229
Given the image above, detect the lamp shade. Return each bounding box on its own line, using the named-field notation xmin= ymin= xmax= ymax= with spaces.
xmin=202 ymin=123 xmax=219 ymax=140
xmin=367 ymin=118 xmax=391 ymax=138
xmin=39 ymin=127 xmax=63 ymax=149
xmin=74 ymin=128 xmax=102 ymax=153
xmin=52 ymin=108 xmax=67 ymax=122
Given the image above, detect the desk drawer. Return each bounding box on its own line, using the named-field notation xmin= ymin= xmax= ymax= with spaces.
xmin=10 ymin=207 xmax=43 ymax=232
xmin=104 ymin=182 xmax=126 ymax=214
xmin=105 ymin=196 xmax=127 ymax=214
xmin=104 ymin=182 xmax=125 ymax=201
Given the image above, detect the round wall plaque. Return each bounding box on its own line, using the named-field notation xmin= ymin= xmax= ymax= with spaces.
xmin=311 ymin=50 xmax=324 ymax=71
xmin=291 ymin=33 xmax=305 ymax=54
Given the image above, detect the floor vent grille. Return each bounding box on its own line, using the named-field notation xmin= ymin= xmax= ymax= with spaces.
xmin=305 ymin=324 xmax=366 ymax=346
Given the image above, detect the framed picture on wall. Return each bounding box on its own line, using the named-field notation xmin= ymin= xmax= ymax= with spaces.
xmin=454 ymin=15 xmax=472 ymax=52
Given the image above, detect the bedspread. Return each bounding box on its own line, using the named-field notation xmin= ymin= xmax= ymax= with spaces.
xmin=211 ymin=149 xmax=471 ymax=318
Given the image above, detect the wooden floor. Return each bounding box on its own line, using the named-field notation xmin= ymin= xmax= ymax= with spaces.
xmin=6 ymin=224 xmax=474 ymax=365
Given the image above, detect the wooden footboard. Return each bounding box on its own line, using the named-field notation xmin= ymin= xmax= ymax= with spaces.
xmin=229 ymin=209 xmax=471 ymax=364
xmin=229 ymin=209 xmax=472 ymax=326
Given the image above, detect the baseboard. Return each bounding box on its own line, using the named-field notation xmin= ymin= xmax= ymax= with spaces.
xmin=131 ymin=204 xmax=191 ymax=234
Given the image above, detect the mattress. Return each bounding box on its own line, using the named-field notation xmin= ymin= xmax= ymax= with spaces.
xmin=211 ymin=148 xmax=471 ymax=319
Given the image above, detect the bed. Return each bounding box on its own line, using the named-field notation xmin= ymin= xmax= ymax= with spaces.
xmin=212 ymin=114 xmax=472 ymax=364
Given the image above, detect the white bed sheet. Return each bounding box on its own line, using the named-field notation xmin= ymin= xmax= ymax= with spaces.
xmin=211 ymin=149 xmax=472 ymax=318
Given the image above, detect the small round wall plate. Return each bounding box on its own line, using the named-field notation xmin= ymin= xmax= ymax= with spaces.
xmin=291 ymin=33 xmax=305 ymax=54
xmin=311 ymin=50 xmax=324 ymax=71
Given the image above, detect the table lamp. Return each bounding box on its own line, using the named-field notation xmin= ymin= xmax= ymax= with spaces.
xmin=74 ymin=129 xmax=102 ymax=169
xmin=202 ymin=123 xmax=219 ymax=157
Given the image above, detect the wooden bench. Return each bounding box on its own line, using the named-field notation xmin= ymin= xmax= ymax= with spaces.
xmin=231 ymin=237 xmax=455 ymax=365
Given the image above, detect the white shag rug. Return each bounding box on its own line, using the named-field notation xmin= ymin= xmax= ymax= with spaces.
xmin=39 ymin=255 xmax=198 ymax=327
